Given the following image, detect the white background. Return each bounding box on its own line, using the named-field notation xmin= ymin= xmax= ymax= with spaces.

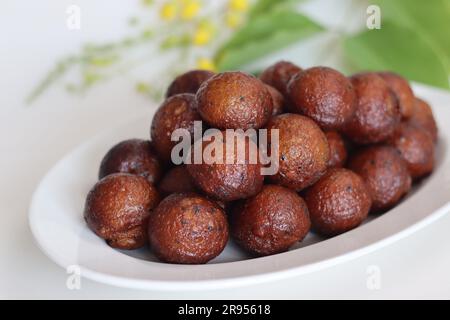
xmin=1 ymin=0 xmax=450 ymax=299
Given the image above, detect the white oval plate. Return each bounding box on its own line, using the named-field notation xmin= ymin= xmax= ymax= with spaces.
xmin=29 ymin=84 xmax=450 ymax=291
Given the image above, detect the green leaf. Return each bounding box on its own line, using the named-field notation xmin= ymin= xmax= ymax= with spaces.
xmin=215 ymin=11 xmax=323 ymax=71
xmin=344 ymin=21 xmax=449 ymax=89
xmin=374 ymin=0 xmax=450 ymax=74
xmin=249 ymin=0 xmax=301 ymax=18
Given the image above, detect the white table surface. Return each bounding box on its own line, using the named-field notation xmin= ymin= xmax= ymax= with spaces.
xmin=1 ymin=0 xmax=450 ymax=299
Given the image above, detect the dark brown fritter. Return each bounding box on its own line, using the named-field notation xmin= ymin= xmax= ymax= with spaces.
xmin=186 ymin=130 xmax=264 ymax=201
xmin=150 ymin=93 xmax=202 ymax=162
xmin=378 ymin=71 xmax=414 ymax=119
xmin=148 ymin=193 xmax=229 ymax=264
xmin=305 ymin=168 xmax=372 ymax=236
xmin=325 ymin=131 xmax=347 ymax=168
xmin=259 ymin=61 xmax=302 ymax=96
xmin=348 ymin=145 xmax=412 ymax=212
xmin=84 ymin=173 xmax=160 ymax=249
xmin=158 ymin=167 xmax=227 ymax=209
xmin=231 ymin=185 xmax=311 ymax=256
xmin=98 ymin=139 xmax=162 ymax=184
xmin=343 ymin=72 xmax=400 ymax=144
xmin=265 ymin=84 xmax=285 ymax=115
xmin=266 ymin=114 xmax=330 ymax=191
xmin=288 ymin=66 xmax=356 ymax=130
xmin=196 ymin=71 xmax=273 ymax=129
xmin=388 ymin=122 xmax=435 ymax=179
xmin=158 ymin=165 xmax=197 ymax=196
xmin=166 ymin=69 xmax=215 ymax=97
xmin=409 ymin=98 xmax=438 ymax=142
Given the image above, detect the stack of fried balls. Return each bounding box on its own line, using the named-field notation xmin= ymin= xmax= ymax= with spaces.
xmin=84 ymin=62 xmax=438 ymax=264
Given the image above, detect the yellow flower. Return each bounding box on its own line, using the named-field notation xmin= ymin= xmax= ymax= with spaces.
xmin=160 ymin=2 xmax=178 ymax=21
xmin=181 ymin=0 xmax=201 ymax=20
xmin=197 ymin=58 xmax=217 ymax=71
xmin=193 ymin=24 xmax=213 ymax=46
xmin=229 ymin=0 xmax=249 ymax=12
xmin=225 ymin=12 xmax=243 ymax=29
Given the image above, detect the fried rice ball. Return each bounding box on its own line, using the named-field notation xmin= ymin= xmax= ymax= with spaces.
xmin=148 ymin=193 xmax=229 ymax=264
xmin=343 ymin=72 xmax=400 ymax=144
xmin=98 ymin=139 xmax=162 ymax=184
xmin=287 ymin=66 xmax=356 ymax=130
xmin=259 ymin=61 xmax=302 ymax=96
xmin=166 ymin=69 xmax=215 ymax=97
xmin=266 ymin=114 xmax=330 ymax=191
xmin=378 ymin=71 xmax=415 ymax=119
xmin=186 ymin=130 xmax=264 ymax=201
xmin=388 ymin=122 xmax=435 ymax=179
xmin=150 ymin=93 xmax=202 ymax=162
xmin=158 ymin=166 xmax=227 ymax=209
xmin=304 ymin=168 xmax=372 ymax=236
xmin=348 ymin=145 xmax=412 ymax=212
xmin=265 ymin=84 xmax=285 ymax=115
xmin=196 ymin=71 xmax=273 ymax=130
xmin=158 ymin=165 xmax=197 ymax=196
xmin=231 ymin=184 xmax=311 ymax=256
xmin=325 ymin=131 xmax=348 ymax=168
xmin=84 ymin=173 xmax=160 ymax=249
xmin=409 ymin=97 xmax=438 ymax=142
